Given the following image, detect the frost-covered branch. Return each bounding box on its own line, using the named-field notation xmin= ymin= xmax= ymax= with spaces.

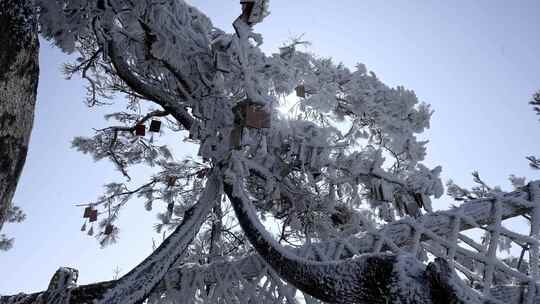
xmin=526 ymin=91 xmax=540 ymax=170
xmin=11 ymin=0 xmax=466 ymax=302
xmin=1 ymin=174 xmax=221 ymax=304
xmin=107 ymin=39 xmax=194 ymax=131
xmin=221 ymin=163 xmax=480 ymax=303
xmin=182 ymin=180 xmax=538 ymax=280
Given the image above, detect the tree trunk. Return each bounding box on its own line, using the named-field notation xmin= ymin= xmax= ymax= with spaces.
xmin=0 ymin=0 xmax=39 ymax=241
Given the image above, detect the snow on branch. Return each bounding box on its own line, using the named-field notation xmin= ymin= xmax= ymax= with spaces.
xmin=1 ymin=174 xmax=221 ymax=304
xmin=159 ymin=181 xmax=540 ymax=303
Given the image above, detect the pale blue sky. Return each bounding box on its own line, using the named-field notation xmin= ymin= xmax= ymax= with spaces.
xmin=2 ymin=0 xmax=540 ymax=294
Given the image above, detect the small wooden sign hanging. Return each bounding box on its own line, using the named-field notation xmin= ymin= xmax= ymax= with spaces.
xmin=296 ymin=85 xmax=306 ymax=98
xmin=149 ymin=120 xmax=161 ymax=133
xmin=167 ymin=176 xmax=177 ymax=187
xmin=135 ymin=124 xmax=146 ymax=136
xmin=245 ymin=104 xmax=271 ymax=129
xmin=233 ymin=100 xmax=271 ymax=129
xmin=83 ymin=207 xmax=93 ymax=218
xmin=104 ymin=224 xmax=114 ymax=235
xmin=89 ymin=210 xmax=98 ymax=222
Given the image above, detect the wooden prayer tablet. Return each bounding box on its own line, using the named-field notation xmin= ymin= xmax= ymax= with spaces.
xmin=104 ymin=224 xmax=114 ymax=235
xmin=149 ymin=120 xmax=161 ymax=132
xmin=89 ymin=209 xmax=98 ymax=222
xmin=296 ymin=85 xmax=306 ymax=98
xmin=135 ymin=124 xmax=146 ymax=136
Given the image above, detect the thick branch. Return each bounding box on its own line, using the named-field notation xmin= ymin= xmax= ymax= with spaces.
xmin=186 ymin=181 xmax=540 ymax=286
xmin=5 ymin=180 xmax=536 ymax=303
xmin=223 ymin=180 xmax=436 ymax=304
xmin=107 ymin=40 xmax=194 ymax=131
xmin=162 ymin=180 xmax=540 ymax=303
xmin=0 ymin=175 xmax=220 ymax=304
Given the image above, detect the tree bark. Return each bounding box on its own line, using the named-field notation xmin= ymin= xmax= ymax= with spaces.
xmin=0 ymin=0 xmax=39 ymax=241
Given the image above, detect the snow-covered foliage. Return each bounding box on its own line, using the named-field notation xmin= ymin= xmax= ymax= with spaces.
xmin=35 ymin=0 xmax=443 ymax=249
xmin=0 ymin=206 xmax=26 ymax=251
xmin=22 ymin=0 xmax=450 ymax=302
xmin=9 ymin=1 xmax=538 ymax=303
xmin=2 ymin=0 xmax=540 ymax=303
xmin=527 ymin=91 xmax=540 ymax=170
xmin=531 ymin=90 xmax=540 ymax=118
xmin=142 ymin=181 xmax=540 ymax=304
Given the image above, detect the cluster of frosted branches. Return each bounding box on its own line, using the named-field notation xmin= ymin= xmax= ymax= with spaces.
xmin=527 ymin=91 xmax=540 ymax=170
xmin=36 ymin=0 xmax=443 ymax=252
xmin=0 ymin=206 xmax=26 ymax=251
xmin=7 ymin=1 xmax=540 ymax=303
xmin=146 ymin=181 xmax=540 ymax=303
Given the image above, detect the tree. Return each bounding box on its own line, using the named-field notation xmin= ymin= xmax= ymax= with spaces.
xmin=0 ymin=0 xmax=39 ymax=250
xmin=2 ymin=1 xmax=539 ymax=303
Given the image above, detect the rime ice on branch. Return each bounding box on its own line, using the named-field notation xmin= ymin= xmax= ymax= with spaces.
xmin=4 ymin=1 xmax=538 ymax=304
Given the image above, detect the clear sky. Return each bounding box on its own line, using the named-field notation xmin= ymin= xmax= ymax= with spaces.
xmin=1 ymin=0 xmax=540 ymax=295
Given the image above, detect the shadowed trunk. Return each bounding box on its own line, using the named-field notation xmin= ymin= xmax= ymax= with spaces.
xmin=0 ymin=0 xmax=39 ymax=243
xmin=223 ymin=181 xmax=477 ymax=304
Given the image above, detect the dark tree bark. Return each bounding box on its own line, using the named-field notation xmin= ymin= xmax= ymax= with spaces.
xmin=0 ymin=0 xmax=39 ymax=243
